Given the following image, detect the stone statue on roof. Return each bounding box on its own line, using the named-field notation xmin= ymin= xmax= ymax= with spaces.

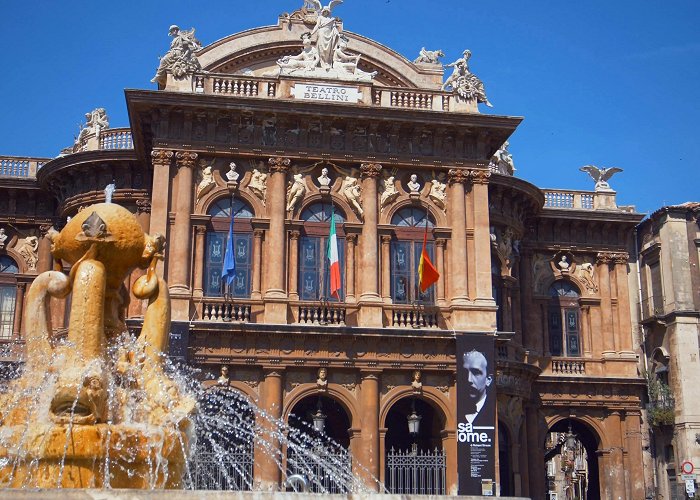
xmin=309 ymin=0 xmax=343 ymax=70
xmin=151 ymin=25 xmax=203 ymax=86
xmin=489 ymin=141 xmax=516 ymax=176
xmin=442 ymin=50 xmax=492 ymax=107
xmin=414 ymin=48 xmax=444 ymax=65
xmin=579 ymin=165 xmax=623 ymax=192
xmin=277 ymin=32 xmax=319 ymax=71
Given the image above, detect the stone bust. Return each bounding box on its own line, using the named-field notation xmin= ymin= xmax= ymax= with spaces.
xmin=317 ymin=167 xmax=331 ymax=187
xmin=226 ymin=162 xmax=240 ymax=182
xmin=407 ymin=174 xmax=421 ymax=193
xmin=218 ymin=365 xmax=230 ymax=385
xmin=0 ymin=228 xmax=7 ymax=249
xmin=316 ymin=367 xmax=328 ymax=390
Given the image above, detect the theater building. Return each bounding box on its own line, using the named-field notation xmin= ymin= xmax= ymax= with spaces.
xmin=0 ymin=3 xmax=652 ymax=497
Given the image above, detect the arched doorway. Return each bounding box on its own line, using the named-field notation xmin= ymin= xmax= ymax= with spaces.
xmin=499 ymin=421 xmax=513 ymax=496
xmin=384 ymin=397 xmax=446 ymax=495
xmin=286 ymin=394 xmax=352 ymax=493
xmin=189 ymin=387 xmax=255 ymax=491
xmin=545 ymin=419 xmax=600 ymax=500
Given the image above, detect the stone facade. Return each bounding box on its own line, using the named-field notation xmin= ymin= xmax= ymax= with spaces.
xmin=0 ymin=4 xmax=667 ymax=498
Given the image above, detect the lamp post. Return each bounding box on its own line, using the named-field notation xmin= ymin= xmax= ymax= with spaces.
xmin=407 ymin=400 xmax=422 ymax=455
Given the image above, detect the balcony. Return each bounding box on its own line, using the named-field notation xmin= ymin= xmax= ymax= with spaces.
xmin=543 ymin=190 xmax=595 ymax=210
xmin=200 ymin=298 xmax=254 ymax=322
xmin=0 ymin=156 xmax=49 ymax=179
xmin=387 ymin=305 xmax=440 ymax=329
xmin=550 ymin=358 xmax=587 ymax=375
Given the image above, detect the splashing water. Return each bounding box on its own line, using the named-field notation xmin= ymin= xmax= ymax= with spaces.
xmin=0 ymin=332 xmax=381 ymax=493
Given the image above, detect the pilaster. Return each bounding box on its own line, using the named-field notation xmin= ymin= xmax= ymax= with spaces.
xmin=264 ymin=157 xmax=290 ymax=323
xmin=358 ymin=163 xmax=383 ymax=327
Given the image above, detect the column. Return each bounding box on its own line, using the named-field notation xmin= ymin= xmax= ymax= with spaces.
xmin=251 ymin=229 xmax=264 ymax=300
xmin=597 ymin=253 xmax=615 ymax=355
xmin=436 ymin=238 xmax=447 ymax=306
xmin=360 ymin=370 xmax=380 ymax=490
xmin=255 ymin=367 xmax=284 ymax=491
xmin=380 ymin=235 xmax=391 ymax=302
xmin=37 ymin=225 xmax=53 ymax=274
xmin=448 ymin=169 xmax=469 ymax=304
xmin=358 ymin=163 xmax=383 ymax=326
xmin=192 ymin=226 xmax=206 ymax=296
xmin=288 ymin=230 xmax=300 ymax=301
xmin=606 ymin=411 xmax=626 ymax=500
xmin=442 ymin=429 xmax=458 ymax=495
xmin=470 ymin=170 xmax=494 ymax=303
xmin=149 ymin=149 xmax=173 ymax=276
xmin=345 ymin=234 xmax=357 ymax=303
xmin=525 ymin=403 xmax=546 ymax=499
xmin=614 ymin=253 xmax=635 ymax=354
xmin=12 ymin=283 xmax=26 ymax=339
xmin=169 ymin=151 xmax=196 ymax=320
xmin=264 ymin=157 xmax=290 ymax=323
xmin=624 ymin=411 xmax=646 ymax=500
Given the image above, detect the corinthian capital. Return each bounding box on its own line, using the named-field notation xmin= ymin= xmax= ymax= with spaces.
xmin=596 ymin=252 xmax=613 ymax=265
xmin=268 ymin=156 xmax=291 ymax=173
xmin=175 ymin=151 xmax=198 ymax=168
xmin=360 ymin=163 xmax=383 ymax=178
xmin=447 ymin=168 xmax=470 ymax=185
xmin=469 ymin=169 xmax=491 ymax=184
xmin=611 ymin=252 xmax=629 ymax=264
xmin=151 ymin=149 xmax=173 ymax=167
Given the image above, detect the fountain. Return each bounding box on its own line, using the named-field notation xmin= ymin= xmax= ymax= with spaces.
xmin=0 ymin=202 xmax=374 ymax=494
xmin=0 ymin=203 xmax=195 ymax=488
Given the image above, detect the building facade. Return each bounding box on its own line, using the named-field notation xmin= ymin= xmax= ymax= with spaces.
xmin=0 ymin=4 xmax=655 ymax=498
xmin=637 ymin=203 xmax=700 ymax=500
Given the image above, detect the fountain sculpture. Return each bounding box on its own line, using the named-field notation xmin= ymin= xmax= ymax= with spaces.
xmin=0 ymin=203 xmax=195 ymax=488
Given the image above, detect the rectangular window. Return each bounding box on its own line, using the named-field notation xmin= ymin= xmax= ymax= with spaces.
xmin=649 ymin=262 xmax=663 ymax=314
xmin=390 ymin=240 xmax=435 ymax=304
xmin=548 ymin=308 xmax=563 ymax=356
xmin=299 ymin=236 xmax=345 ymax=301
xmin=0 ymin=285 xmax=16 ymax=339
xmin=204 ymin=232 xmax=252 ymax=298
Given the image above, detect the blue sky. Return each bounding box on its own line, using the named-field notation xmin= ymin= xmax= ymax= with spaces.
xmin=2 ymin=0 xmax=698 ymax=214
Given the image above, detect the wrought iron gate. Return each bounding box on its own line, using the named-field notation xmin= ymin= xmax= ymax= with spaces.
xmin=286 ymin=447 xmax=352 ymax=494
xmin=386 ymin=447 xmax=446 ymax=495
xmin=188 ymin=447 xmax=254 ymax=490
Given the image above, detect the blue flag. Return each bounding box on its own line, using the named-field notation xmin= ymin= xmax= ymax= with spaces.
xmin=221 ymin=201 xmax=235 ymax=288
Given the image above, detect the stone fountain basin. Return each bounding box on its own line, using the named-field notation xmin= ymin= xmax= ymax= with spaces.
xmin=0 ymin=424 xmax=188 ymax=489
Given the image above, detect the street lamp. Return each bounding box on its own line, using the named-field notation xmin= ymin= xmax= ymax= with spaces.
xmin=312 ymin=398 xmax=326 ymax=434
xmin=407 ymin=400 xmax=422 ymax=454
xmin=564 ymin=423 xmax=578 ymax=450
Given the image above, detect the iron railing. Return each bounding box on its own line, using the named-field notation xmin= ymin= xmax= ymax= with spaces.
xmin=386 ymin=447 xmax=446 ymax=495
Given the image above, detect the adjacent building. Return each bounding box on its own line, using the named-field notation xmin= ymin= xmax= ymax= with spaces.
xmin=0 ymin=3 xmax=675 ymax=498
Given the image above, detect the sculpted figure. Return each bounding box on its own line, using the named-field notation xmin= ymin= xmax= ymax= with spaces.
xmin=442 ymin=50 xmax=492 ymax=107
xmin=151 ymin=25 xmax=203 ymax=86
xmin=16 ymin=236 xmax=39 ymax=271
xmin=333 ymin=35 xmax=377 ymax=78
xmin=411 ymin=370 xmax=423 ymax=392
xmin=218 ymin=365 xmax=230 ymax=385
xmin=309 ymin=1 xmax=343 ymax=70
xmin=316 ymin=367 xmax=328 ymax=390
xmin=414 ymin=47 xmax=444 ymax=64
xmin=248 ymin=168 xmax=268 ymax=205
xmin=489 ymin=141 xmax=516 ymax=175
xmin=196 ymin=160 xmax=215 ymax=202
xmin=277 ymin=32 xmax=319 ymax=71
xmin=380 ymin=176 xmax=399 ymax=208
xmin=77 ymin=108 xmax=109 ymax=144
xmin=0 ymin=228 xmax=7 ymax=249
xmin=579 ymin=165 xmax=623 ymax=192
xmin=407 ymin=174 xmax=421 ymax=193
xmin=287 ymin=173 xmax=307 ymax=212
xmin=558 ymin=255 xmax=570 ymax=271
xmin=342 ymin=175 xmax=363 ymax=219
xmin=226 ymin=162 xmax=240 ymax=182
xmin=429 ymin=178 xmax=447 ymax=212
xmin=104 ymin=183 xmax=116 ymax=203
xmin=317 ymin=167 xmax=332 ymax=187
xmin=577 ymin=262 xmax=598 ymax=293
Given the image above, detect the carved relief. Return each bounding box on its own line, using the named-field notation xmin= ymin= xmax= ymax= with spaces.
xmin=196 ymin=159 xmax=215 ymax=203
xmin=341 ymin=175 xmax=363 ymax=219
xmin=576 ymin=261 xmax=598 ymax=294
xmin=428 ymin=178 xmax=447 ymax=213
xmin=247 ymin=169 xmax=268 ymax=206
xmin=379 ymin=176 xmax=399 ymax=208
xmin=15 ymin=236 xmax=39 ymax=271
xmin=286 ymin=173 xmax=307 ymax=212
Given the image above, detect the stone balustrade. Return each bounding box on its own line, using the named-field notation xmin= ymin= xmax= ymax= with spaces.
xmin=191 ymin=73 xmax=474 ymax=113
xmin=295 ymin=302 xmax=346 ymax=326
xmin=543 ymin=189 xmax=596 ymax=210
xmin=551 ymin=358 xmax=586 ymax=375
xmin=0 ymin=156 xmax=48 ymax=179
xmin=201 ymin=299 xmax=252 ymax=322
xmin=389 ymin=306 xmax=440 ymax=329
xmin=99 ymin=128 xmax=133 ymax=150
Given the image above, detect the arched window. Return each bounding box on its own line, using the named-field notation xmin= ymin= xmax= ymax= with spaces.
xmin=299 ymin=203 xmax=346 ymax=301
xmin=548 ymin=281 xmax=581 ymax=356
xmin=390 ymin=207 xmax=435 ymax=304
xmin=204 ymin=197 xmax=254 ymax=298
xmin=0 ymin=255 xmax=18 ymax=339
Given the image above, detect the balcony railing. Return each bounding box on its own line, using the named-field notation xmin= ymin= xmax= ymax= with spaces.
xmin=0 ymin=156 xmax=49 ymax=179
xmin=99 ymin=128 xmax=133 ymax=150
xmin=295 ymin=302 xmax=347 ymax=326
xmin=389 ymin=305 xmax=440 ymax=329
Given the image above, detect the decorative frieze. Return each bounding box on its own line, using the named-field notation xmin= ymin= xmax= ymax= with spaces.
xmin=268 ymin=156 xmax=291 ymax=173
xmin=360 ymin=162 xmax=382 ymax=178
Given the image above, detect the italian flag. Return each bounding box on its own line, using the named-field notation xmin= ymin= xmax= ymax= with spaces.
xmin=327 ymin=207 xmax=341 ymax=299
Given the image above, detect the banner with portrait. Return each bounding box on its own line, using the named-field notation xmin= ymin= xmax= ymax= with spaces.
xmin=456 ymin=333 xmax=496 ymax=496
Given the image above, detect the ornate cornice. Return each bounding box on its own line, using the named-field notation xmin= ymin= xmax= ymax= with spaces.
xmin=151 ymin=149 xmax=173 ymax=167
xmin=268 ymin=156 xmax=291 ymax=173
xmin=447 ymin=168 xmax=470 ymax=185
xmin=596 ymin=251 xmax=628 ymax=265
xmin=175 ymin=151 xmax=198 ymax=168
xmin=360 ymin=163 xmax=382 ymax=179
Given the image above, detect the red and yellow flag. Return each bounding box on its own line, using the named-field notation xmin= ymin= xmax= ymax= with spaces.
xmin=418 ymin=221 xmax=439 ymax=292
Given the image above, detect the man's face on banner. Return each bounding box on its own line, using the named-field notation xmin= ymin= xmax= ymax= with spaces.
xmin=463 ymin=351 xmax=492 ymax=401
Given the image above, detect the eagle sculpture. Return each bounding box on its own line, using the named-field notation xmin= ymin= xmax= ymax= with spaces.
xmin=579 ymin=165 xmax=623 ymax=191
xmin=305 ymin=0 xmax=343 ymax=12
